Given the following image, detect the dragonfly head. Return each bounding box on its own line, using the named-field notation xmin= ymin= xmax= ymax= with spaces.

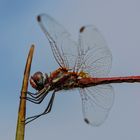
xmin=30 ymin=71 xmax=49 ymax=91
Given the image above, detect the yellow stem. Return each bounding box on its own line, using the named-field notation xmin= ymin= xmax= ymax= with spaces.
xmin=15 ymin=45 xmax=35 ymax=140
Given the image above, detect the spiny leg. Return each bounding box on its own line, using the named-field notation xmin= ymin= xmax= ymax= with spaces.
xmin=25 ymin=90 xmax=49 ymax=104
xmin=21 ymin=91 xmax=42 ymax=99
xmin=20 ymin=91 xmax=44 ymax=101
xmin=21 ymin=87 xmax=50 ymax=104
xmin=24 ymin=87 xmax=50 ymax=99
xmin=26 ymin=91 xmax=43 ymax=98
xmin=25 ymin=90 xmax=56 ymax=125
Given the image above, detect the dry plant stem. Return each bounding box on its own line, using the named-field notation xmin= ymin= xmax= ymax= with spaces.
xmin=15 ymin=45 xmax=35 ymax=140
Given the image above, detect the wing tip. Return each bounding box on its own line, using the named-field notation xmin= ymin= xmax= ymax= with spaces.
xmin=37 ymin=15 xmax=41 ymax=22
xmin=80 ymin=26 xmax=85 ymax=33
xmin=84 ymin=118 xmax=90 ymax=124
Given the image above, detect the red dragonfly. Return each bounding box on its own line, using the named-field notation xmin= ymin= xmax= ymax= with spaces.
xmin=25 ymin=13 xmax=140 ymax=126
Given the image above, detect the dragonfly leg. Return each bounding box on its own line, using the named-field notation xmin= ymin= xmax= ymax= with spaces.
xmin=27 ymin=90 xmax=47 ymax=99
xmin=22 ymin=88 xmax=48 ymax=99
xmin=25 ymin=93 xmax=48 ymax=104
xmin=20 ymin=89 xmax=49 ymax=104
xmin=20 ymin=91 xmax=41 ymax=101
xmin=26 ymin=91 xmax=41 ymax=98
xmin=25 ymin=90 xmax=56 ymax=125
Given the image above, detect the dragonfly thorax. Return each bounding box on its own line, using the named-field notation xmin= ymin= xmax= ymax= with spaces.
xmin=30 ymin=71 xmax=49 ymax=91
xmin=78 ymin=71 xmax=90 ymax=78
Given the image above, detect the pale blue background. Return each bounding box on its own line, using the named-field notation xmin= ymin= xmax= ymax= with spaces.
xmin=0 ymin=0 xmax=140 ymax=140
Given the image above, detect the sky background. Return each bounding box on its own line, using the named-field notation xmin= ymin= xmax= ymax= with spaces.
xmin=0 ymin=0 xmax=140 ymax=140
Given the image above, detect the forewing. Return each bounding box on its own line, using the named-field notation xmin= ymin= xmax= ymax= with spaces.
xmin=37 ymin=13 xmax=78 ymax=69
xmin=78 ymin=25 xmax=112 ymax=77
xmin=79 ymin=85 xmax=114 ymax=126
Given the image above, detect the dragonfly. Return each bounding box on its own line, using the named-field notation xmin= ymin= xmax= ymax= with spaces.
xmin=25 ymin=13 xmax=140 ymax=126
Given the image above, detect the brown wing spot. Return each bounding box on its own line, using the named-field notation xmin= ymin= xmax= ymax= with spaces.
xmin=84 ymin=118 xmax=90 ymax=124
xmin=80 ymin=26 xmax=85 ymax=33
xmin=37 ymin=15 xmax=41 ymax=22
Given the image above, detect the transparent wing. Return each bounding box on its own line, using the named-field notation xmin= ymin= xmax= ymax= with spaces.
xmin=78 ymin=25 xmax=112 ymax=77
xmin=37 ymin=13 xmax=78 ymax=69
xmin=79 ymin=84 xmax=114 ymax=126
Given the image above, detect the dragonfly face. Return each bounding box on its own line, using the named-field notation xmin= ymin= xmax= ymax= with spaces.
xmin=30 ymin=71 xmax=49 ymax=91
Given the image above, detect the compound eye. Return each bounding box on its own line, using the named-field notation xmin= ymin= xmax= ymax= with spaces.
xmin=30 ymin=71 xmax=44 ymax=91
xmin=34 ymin=72 xmax=43 ymax=82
